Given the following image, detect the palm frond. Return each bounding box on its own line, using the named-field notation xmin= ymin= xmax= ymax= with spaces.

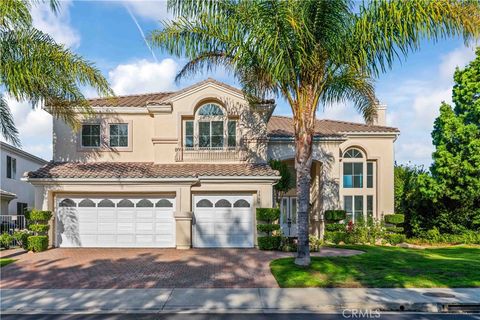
xmin=0 ymin=94 xmax=21 ymax=147
xmin=0 ymin=28 xmax=113 ymax=127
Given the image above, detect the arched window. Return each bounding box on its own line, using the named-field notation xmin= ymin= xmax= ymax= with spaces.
xmin=136 ymin=199 xmax=154 ymax=207
xmin=183 ymin=103 xmax=237 ymax=149
xmin=215 ymin=199 xmax=231 ymax=207
xmin=196 ymin=199 xmax=213 ymax=207
xmin=343 ymin=148 xmax=363 ymax=158
xmin=198 ymin=103 xmax=224 ymax=116
xmin=59 ymin=199 xmax=75 ymax=207
xmin=117 ymin=199 xmax=134 ymax=207
xmin=98 ymin=199 xmax=115 ymax=207
xmin=78 ymin=199 xmax=96 ymax=207
xmin=233 ymin=199 xmax=250 ymax=208
xmin=156 ymin=199 xmax=173 ymax=208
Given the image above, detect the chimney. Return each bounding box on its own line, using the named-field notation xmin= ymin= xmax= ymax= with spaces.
xmin=369 ymin=103 xmax=387 ymax=126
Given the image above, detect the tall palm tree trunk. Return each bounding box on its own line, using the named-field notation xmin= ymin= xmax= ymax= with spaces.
xmin=293 ymin=96 xmax=315 ymax=266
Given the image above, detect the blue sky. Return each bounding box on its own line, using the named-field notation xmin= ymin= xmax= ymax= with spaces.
xmin=4 ymin=1 xmax=478 ymax=167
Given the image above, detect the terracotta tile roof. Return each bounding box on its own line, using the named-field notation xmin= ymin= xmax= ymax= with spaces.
xmin=87 ymin=92 xmax=174 ymax=108
xmin=27 ymin=162 xmax=279 ymax=179
xmin=87 ymin=78 xmax=273 ymax=108
xmin=267 ymin=116 xmax=399 ymax=137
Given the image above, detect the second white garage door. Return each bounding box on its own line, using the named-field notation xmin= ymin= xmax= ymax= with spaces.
xmin=193 ymin=195 xmax=254 ymax=248
xmin=56 ymin=197 xmax=176 ymax=248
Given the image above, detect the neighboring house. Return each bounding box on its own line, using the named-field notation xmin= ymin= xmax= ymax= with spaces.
xmin=26 ymin=79 xmax=399 ymax=249
xmin=0 ymin=142 xmax=48 ymax=215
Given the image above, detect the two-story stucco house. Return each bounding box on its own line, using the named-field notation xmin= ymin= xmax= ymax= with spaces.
xmin=1 ymin=142 xmax=48 ymax=215
xmin=26 ymin=79 xmax=399 ymax=249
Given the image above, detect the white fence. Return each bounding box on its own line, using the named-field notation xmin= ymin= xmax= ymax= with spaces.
xmin=0 ymin=215 xmax=27 ymax=246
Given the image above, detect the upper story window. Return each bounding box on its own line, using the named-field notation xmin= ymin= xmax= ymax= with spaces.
xmin=342 ymin=148 xmax=364 ymax=188
xmin=6 ymin=155 xmax=16 ymax=179
xmin=183 ymin=103 xmax=237 ymax=149
xmin=109 ymin=124 xmax=128 ymax=147
xmin=81 ymin=124 xmax=100 ymax=147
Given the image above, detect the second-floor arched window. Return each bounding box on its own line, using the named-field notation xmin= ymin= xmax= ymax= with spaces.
xmin=183 ymin=103 xmax=237 ymax=149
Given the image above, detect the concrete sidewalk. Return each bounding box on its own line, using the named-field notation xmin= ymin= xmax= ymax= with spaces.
xmin=1 ymin=288 xmax=479 ymax=314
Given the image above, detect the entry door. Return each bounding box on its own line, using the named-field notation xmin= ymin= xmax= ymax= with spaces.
xmin=193 ymin=195 xmax=253 ymax=248
xmin=280 ymin=197 xmax=297 ymax=237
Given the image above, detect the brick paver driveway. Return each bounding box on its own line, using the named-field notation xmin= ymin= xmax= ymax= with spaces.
xmin=0 ymin=248 xmax=361 ymax=289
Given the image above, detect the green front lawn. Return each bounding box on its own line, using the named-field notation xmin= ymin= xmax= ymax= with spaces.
xmin=270 ymin=245 xmax=480 ymax=288
xmin=0 ymin=258 xmax=16 ymax=267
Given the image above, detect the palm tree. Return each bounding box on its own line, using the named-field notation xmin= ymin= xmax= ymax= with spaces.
xmin=0 ymin=0 xmax=113 ymax=146
xmin=151 ymin=0 xmax=480 ymax=265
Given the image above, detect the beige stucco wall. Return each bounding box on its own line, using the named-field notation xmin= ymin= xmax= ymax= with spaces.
xmin=53 ymin=82 xmax=270 ymax=164
xmin=267 ymin=133 xmax=397 ymax=223
xmin=32 ymin=179 xmax=274 ymax=248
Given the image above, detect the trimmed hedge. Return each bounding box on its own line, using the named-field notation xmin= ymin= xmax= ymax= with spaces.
xmin=256 ymin=208 xmax=280 ymax=222
xmin=324 ymin=210 xmax=346 ymax=222
xmin=28 ymin=224 xmax=50 ymax=233
xmin=0 ymin=233 xmax=13 ymax=249
xmin=257 ymin=236 xmax=281 ymax=250
xmin=324 ymin=231 xmax=346 ymax=245
xmin=384 ymin=233 xmax=406 ymax=245
xmin=13 ymin=230 xmax=30 ymax=250
xmin=27 ymin=236 xmax=48 ymax=252
xmin=384 ymin=214 xmax=405 ymax=225
xmin=25 ymin=210 xmax=52 ymax=221
xmin=257 ymin=224 xmax=281 ymax=233
xmin=385 ymin=226 xmax=404 ymax=233
xmin=325 ymin=223 xmax=345 ymax=232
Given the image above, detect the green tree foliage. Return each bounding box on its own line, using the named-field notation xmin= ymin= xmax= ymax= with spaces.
xmin=429 ymin=48 xmax=480 ymax=232
xmin=269 ymin=160 xmax=294 ymax=208
xmin=152 ymin=0 xmax=480 ymax=265
xmin=0 ymin=0 xmax=113 ymax=146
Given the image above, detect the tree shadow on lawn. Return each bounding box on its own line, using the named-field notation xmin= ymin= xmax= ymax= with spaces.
xmin=270 ymin=245 xmax=480 ymax=288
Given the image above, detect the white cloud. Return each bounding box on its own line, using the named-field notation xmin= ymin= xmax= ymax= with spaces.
xmin=439 ymin=46 xmax=476 ymax=80
xmin=380 ymin=45 xmax=476 ymax=167
xmin=108 ymin=58 xmax=179 ymax=95
xmin=1 ymin=97 xmax=52 ymax=160
xmin=123 ymin=1 xmax=171 ymax=22
xmin=30 ymin=0 xmax=80 ymax=48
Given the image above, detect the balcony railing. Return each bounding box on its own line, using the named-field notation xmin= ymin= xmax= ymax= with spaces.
xmin=175 ymin=147 xmax=247 ymax=162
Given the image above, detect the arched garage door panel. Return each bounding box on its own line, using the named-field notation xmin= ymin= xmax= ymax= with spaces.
xmin=194 ymin=195 xmax=253 ymax=248
xmin=56 ymin=197 xmax=175 ymax=248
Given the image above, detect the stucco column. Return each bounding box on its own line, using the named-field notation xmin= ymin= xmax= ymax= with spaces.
xmin=175 ymin=186 xmax=192 ymax=249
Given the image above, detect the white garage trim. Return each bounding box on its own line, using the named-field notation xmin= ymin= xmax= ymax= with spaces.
xmin=193 ymin=195 xmax=254 ymax=248
xmin=55 ymin=196 xmax=176 ymax=248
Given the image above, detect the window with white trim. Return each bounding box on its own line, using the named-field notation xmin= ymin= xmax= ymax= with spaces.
xmin=81 ymin=124 xmax=100 ymax=147
xmin=6 ymin=155 xmax=16 ymax=179
xmin=183 ymin=103 xmax=237 ymax=149
xmin=109 ymin=123 xmax=128 ymax=147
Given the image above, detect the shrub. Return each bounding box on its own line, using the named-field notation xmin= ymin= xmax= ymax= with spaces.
xmin=0 ymin=233 xmax=13 ymax=249
xmin=27 ymin=224 xmax=50 ymax=234
xmin=408 ymin=229 xmax=480 ymax=245
xmin=384 ymin=233 xmax=406 ymax=245
xmin=257 ymin=224 xmax=281 ymax=233
xmin=25 ymin=210 xmax=52 ymax=221
xmin=256 ymin=208 xmax=280 ymax=222
xmin=27 ymin=236 xmax=48 ymax=252
xmin=257 ymin=236 xmax=281 ymax=250
xmin=325 ymin=223 xmax=345 ymax=232
xmin=13 ymin=230 xmax=31 ymax=249
xmin=384 ymin=214 xmax=405 ymax=225
xmin=386 ymin=226 xmax=404 ymax=233
xmin=280 ymin=236 xmax=297 ymax=252
xmin=324 ymin=210 xmax=346 ymax=222
xmin=324 ymin=231 xmax=346 ymax=245
xmin=309 ymin=235 xmax=322 ymax=252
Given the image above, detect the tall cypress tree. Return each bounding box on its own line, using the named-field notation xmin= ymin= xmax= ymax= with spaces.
xmin=430 ymin=47 xmax=480 ymax=232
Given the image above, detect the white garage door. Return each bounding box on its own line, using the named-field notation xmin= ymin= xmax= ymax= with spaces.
xmin=56 ymin=197 xmax=175 ymax=248
xmin=193 ymin=195 xmax=253 ymax=248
